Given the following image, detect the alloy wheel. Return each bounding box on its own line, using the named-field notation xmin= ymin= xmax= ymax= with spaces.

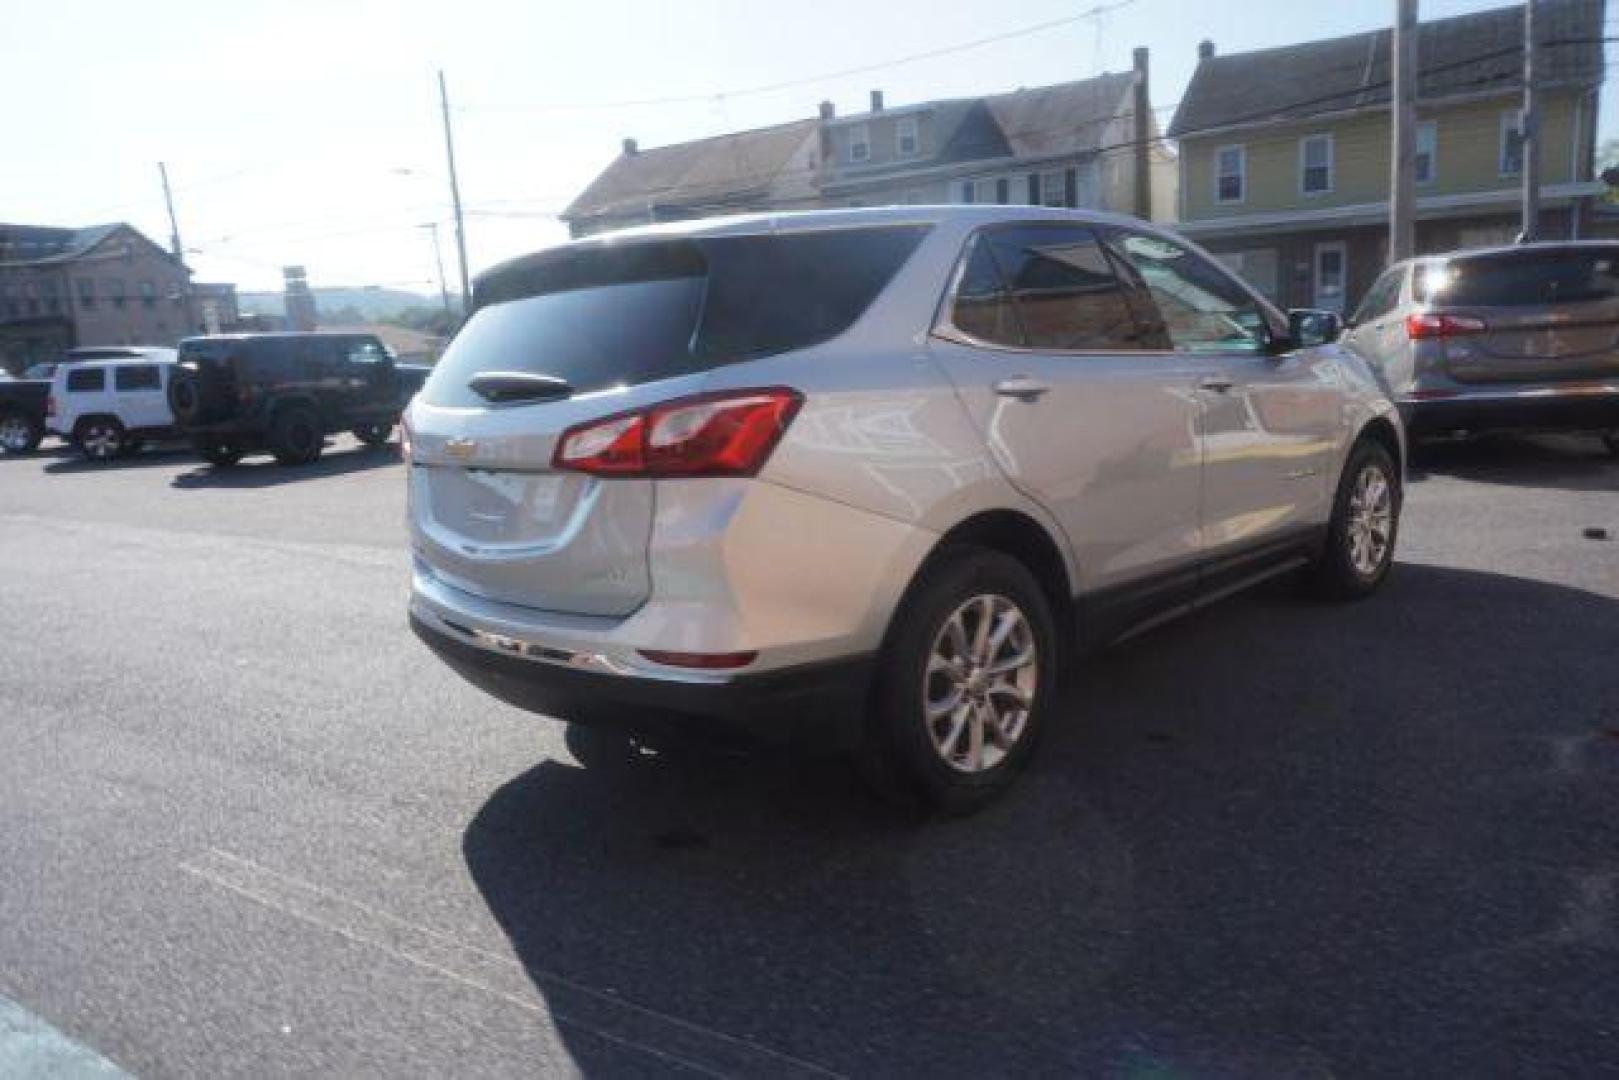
xmin=0 ymin=415 xmax=32 ymax=452
xmin=922 ymin=593 xmax=1039 ymax=773
xmin=81 ymin=423 xmax=121 ymax=460
xmin=1346 ymin=463 xmax=1394 ymax=576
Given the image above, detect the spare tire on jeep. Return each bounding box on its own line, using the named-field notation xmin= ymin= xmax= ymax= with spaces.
xmin=167 ymin=364 xmax=232 ymax=425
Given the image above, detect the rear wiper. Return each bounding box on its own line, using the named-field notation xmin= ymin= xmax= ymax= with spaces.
xmin=467 ymin=371 xmax=573 ymax=404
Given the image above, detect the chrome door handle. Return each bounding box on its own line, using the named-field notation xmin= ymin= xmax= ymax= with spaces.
xmin=1199 ymin=377 xmax=1235 ymax=393
xmin=993 ymin=377 xmax=1051 ymax=401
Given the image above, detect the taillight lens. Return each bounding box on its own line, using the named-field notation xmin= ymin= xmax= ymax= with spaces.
xmin=553 ymin=388 xmax=802 ymax=478
xmin=638 ymin=649 xmax=758 ymax=670
xmin=1406 ymin=313 xmax=1486 ymax=339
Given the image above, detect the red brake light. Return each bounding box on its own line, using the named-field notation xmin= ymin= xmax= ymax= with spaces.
xmin=553 ymin=388 xmax=802 ymax=478
xmin=638 ymin=649 xmax=758 ymax=670
xmin=1406 ymin=313 xmax=1486 ymax=340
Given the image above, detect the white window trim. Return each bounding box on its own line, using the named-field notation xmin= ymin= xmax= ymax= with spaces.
xmin=849 ymin=123 xmax=870 ymax=163
xmin=1312 ymin=241 xmax=1348 ymax=314
xmin=1298 ymin=134 xmax=1334 ymax=197
xmin=895 ymin=118 xmax=919 ymax=160
xmin=1215 ymin=144 xmax=1246 ymax=204
xmin=1415 ymin=120 xmax=1437 ymax=186
xmin=1499 ymin=110 xmax=1523 ymax=177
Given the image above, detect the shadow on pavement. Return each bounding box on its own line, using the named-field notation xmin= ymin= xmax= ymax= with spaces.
xmin=41 ymin=443 xmax=197 ymax=473
xmin=169 ymin=442 xmax=400 ymax=489
xmin=1409 ymin=432 xmax=1618 ymax=491
xmin=463 ymin=563 xmax=1619 ymax=1076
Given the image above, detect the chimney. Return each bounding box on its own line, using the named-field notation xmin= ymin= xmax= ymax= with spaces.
xmin=621 ymin=137 xmax=638 ymax=155
xmin=870 ymin=89 xmax=885 ymax=113
xmin=818 ymin=100 xmax=835 ymax=121
xmin=1132 ymin=48 xmax=1152 ymax=221
xmin=1197 ymin=39 xmax=1215 ymax=61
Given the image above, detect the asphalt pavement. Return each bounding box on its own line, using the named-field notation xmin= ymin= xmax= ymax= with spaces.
xmin=0 ymin=433 xmax=1615 ymax=1077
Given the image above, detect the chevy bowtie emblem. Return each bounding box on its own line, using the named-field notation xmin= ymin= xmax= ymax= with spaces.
xmin=444 ymin=437 xmax=478 ymax=460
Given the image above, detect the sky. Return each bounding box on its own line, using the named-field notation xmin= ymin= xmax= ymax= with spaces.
xmin=3 ymin=0 xmax=1613 ymax=295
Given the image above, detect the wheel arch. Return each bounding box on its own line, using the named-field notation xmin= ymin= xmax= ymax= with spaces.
xmin=1356 ymin=413 xmax=1405 ymax=480
xmin=916 ymin=509 xmax=1077 ymax=647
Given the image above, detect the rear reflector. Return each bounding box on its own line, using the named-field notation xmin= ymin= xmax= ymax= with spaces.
xmin=555 ymin=388 xmax=802 ymax=478
xmin=1406 ymin=313 xmax=1486 ymax=340
xmin=638 ymin=649 xmax=758 ymax=670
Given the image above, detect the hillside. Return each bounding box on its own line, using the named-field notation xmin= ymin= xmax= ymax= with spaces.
xmin=237 ymin=286 xmax=444 ymax=323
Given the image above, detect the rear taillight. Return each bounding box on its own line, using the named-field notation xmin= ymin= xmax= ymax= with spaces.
xmin=1406 ymin=313 xmax=1486 ymax=340
xmin=554 ymin=388 xmax=802 ymax=478
xmin=45 ymin=395 xmax=55 ymax=417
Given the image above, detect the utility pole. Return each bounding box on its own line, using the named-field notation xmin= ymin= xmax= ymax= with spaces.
xmin=1520 ymin=0 xmax=1540 ymax=241
xmin=420 ymin=222 xmax=452 ymax=323
xmin=158 ymin=162 xmax=195 ymax=333
xmin=1389 ymin=0 xmax=1418 ymax=263
xmin=438 ymin=70 xmax=472 ymax=316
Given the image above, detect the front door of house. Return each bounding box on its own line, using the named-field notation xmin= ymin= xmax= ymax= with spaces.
xmin=1313 ymin=242 xmax=1347 ymax=314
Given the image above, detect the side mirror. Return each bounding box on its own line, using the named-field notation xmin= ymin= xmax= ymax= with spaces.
xmin=1288 ymin=308 xmax=1343 ymax=347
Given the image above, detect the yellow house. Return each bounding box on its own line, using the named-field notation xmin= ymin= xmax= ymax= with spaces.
xmin=1168 ymin=0 xmax=1604 ymax=314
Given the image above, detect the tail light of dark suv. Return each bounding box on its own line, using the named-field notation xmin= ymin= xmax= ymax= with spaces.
xmin=553 ymin=388 xmax=803 ymax=478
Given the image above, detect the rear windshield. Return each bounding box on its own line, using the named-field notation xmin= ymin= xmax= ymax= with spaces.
xmin=1418 ymin=248 xmax=1619 ymax=307
xmin=423 ymin=225 xmax=929 ymax=408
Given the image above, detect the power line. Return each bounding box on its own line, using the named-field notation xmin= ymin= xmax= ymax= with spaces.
xmin=455 ymin=1 xmax=1141 ymax=113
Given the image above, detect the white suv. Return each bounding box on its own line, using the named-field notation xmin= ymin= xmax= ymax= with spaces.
xmin=49 ymin=351 xmax=179 ymax=461
xmin=407 ymin=207 xmax=1404 ymax=810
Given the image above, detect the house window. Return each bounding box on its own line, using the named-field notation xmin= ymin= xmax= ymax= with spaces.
xmin=140 ymin=280 xmax=156 ymax=309
xmin=974 ymin=178 xmax=998 ymax=205
xmin=849 ymin=124 xmax=870 ymax=163
xmin=959 ymin=180 xmax=975 ymax=204
xmin=106 ymin=279 xmax=126 ymax=309
xmin=1415 ymin=121 xmax=1437 ymax=185
xmin=1215 ymin=145 xmax=1245 ymax=203
xmin=1500 ymin=110 xmax=1525 ymax=176
xmin=1040 ymin=169 xmax=1067 ymax=208
xmin=77 ymin=277 xmax=96 ymax=309
xmin=1300 ymin=134 xmax=1333 ymax=195
xmin=896 ymin=118 xmax=918 ymax=159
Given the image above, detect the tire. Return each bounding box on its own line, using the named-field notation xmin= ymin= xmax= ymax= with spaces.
xmin=74 ymin=417 xmax=125 ymax=462
xmin=352 ymin=422 xmax=392 ymax=447
xmin=195 ymin=439 xmax=243 ymax=467
xmin=270 ymin=406 xmax=323 ymax=466
xmin=856 ymin=547 xmax=1059 ymax=814
xmin=1602 ymin=432 xmax=1619 ymax=458
xmin=0 ymin=408 xmax=43 ymax=454
xmin=1306 ymin=438 xmax=1401 ymax=600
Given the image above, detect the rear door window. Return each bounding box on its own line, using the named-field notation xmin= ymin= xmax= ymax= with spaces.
xmin=982 ymin=225 xmax=1147 ymax=351
xmin=114 ymin=365 xmax=161 ymax=391
xmin=1423 ymin=248 xmax=1619 ymax=307
xmin=66 ymin=367 xmax=105 ymax=392
xmin=425 ymin=225 xmax=928 ymax=408
xmin=1353 ymin=268 xmax=1403 ymax=324
xmin=949 ymin=236 xmax=1024 ymax=346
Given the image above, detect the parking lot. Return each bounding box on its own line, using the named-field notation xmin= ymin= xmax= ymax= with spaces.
xmin=1 ymin=433 xmax=1616 ymax=1076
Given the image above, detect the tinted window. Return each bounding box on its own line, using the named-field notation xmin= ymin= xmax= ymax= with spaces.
xmin=66 ymin=367 xmax=105 ymax=392
xmin=1108 ymin=231 xmax=1269 ymax=353
xmin=982 ymin=225 xmax=1144 ymax=350
xmin=950 ymin=236 xmax=1023 ymax=346
xmin=1421 ymin=248 xmax=1619 ymax=307
xmin=114 ymin=364 xmax=161 ymax=391
xmin=346 ymin=339 xmax=390 ymax=364
xmin=427 ymin=226 xmax=928 ymax=408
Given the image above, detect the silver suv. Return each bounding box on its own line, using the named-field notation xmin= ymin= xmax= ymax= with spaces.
xmin=407 ymin=207 xmax=1404 ymax=811
xmin=1342 ymin=242 xmax=1619 ymax=453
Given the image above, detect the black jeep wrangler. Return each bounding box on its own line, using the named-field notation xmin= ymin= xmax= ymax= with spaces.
xmin=168 ymin=333 xmax=430 ymax=466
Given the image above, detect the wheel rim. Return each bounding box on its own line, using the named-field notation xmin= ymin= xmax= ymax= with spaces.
xmin=1346 ymin=463 xmax=1394 ymax=576
xmin=0 ymin=416 xmax=29 ymax=451
xmin=923 ymin=593 xmax=1039 ymax=773
xmin=82 ymin=424 xmax=119 ymax=459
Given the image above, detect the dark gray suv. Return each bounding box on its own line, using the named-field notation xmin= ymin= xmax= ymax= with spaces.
xmin=1343 ymin=242 xmax=1619 ymax=453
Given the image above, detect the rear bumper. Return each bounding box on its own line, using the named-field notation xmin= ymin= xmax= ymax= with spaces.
xmin=410 ymin=606 xmax=873 ymax=751
xmin=1400 ymin=386 xmax=1619 ymax=436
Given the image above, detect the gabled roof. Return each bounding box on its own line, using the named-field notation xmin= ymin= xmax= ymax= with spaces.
xmin=0 ymin=222 xmax=129 ymax=266
xmin=562 ymin=119 xmax=819 ymax=221
xmin=985 ymin=71 xmax=1137 ymax=158
xmin=1169 ymin=0 xmax=1604 ymax=139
